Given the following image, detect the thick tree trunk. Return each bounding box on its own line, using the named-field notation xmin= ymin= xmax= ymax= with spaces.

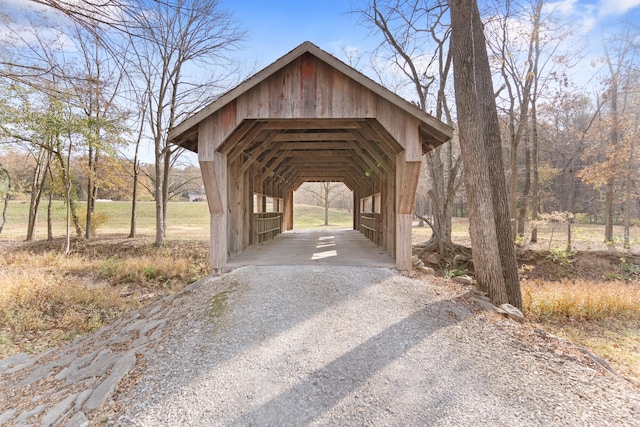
xmin=450 ymin=0 xmax=522 ymax=309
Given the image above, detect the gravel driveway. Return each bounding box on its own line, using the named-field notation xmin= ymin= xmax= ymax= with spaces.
xmin=108 ymin=266 xmax=639 ymax=426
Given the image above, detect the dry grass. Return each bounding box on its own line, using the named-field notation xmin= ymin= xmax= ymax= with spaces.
xmin=523 ymin=279 xmax=640 ymax=321
xmin=0 ymin=237 xmax=210 ymax=358
xmin=0 ymin=270 xmax=132 ymax=357
xmin=523 ymin=279 xmax=640 ymax=382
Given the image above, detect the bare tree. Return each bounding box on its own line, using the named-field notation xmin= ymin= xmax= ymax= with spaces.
xmin=449 ymin=0 xmax=522 ymax=308
xmin=299 ymin=182 xmax=350 ymax=226
xmin=71 ymin=25 xmax=126 ymax=239
xmin=358 ymin=0 xmax=462 ymax=256
xmin=126 ymin=0 xmax=245 ymax=246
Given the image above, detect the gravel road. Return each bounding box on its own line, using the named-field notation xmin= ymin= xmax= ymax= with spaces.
xmin=106 ymin=266 xmax=639 ymax=426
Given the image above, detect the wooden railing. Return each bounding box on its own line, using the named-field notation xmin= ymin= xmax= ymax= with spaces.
xmin=360 ymin=213 xmax=381 ymax=245
xmin=254 ymin=212 xmax=282 ymax=243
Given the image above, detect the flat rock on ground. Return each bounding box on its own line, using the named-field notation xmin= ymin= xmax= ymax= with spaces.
xmin=1 ymin=266 xmax=639 ymax=426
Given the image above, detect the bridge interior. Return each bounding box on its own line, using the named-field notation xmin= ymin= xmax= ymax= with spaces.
xmin=223 ymin=228 xmax=395 ymax=271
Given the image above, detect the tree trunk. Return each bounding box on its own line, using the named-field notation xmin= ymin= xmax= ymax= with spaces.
xmin=85 ymin=144 xmax=94 ymax=240
xmin=47 ymin=184 xmax=53 ymax=241
xmin=624 ymin=153 xmax=633 ymax=250
xmin=26 ymin=149 xmax=49 ymax=241
xmin=129 ymin=159 xmax=139 ymax=238
xmin=154 ymin=145 xmax=165 ymax=246
xmin=53 ymin=147 xmax=83 ymax=241
xmin=426 ymin=145 xmax=459 ymax=256
xmin=605 ymin=179 xmax=614 ymax=242
xmin=517 ymin=129 xmax=531 ymax=238
xmin=529 ymin=2 xmax=541 ymax=244
xmin=605 ymin=73 xmax=618 ymax=243
xmin=162 ymin=149 xmax=171 ymax=233
xmin=450 ymin=0 xmax=522 ymax=309
xmin=530 ymin=105 xmax=539 ymax=242
xmin=0 ymin=165 xmax=10 ymax=236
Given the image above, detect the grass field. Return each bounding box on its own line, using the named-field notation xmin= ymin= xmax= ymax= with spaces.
xmin=411 ymin=217 xmax=640 ymax=253
xmin=5 ymin=200 xmax=639 ymax=252
xmin=0 ymin=201 xmax=354 ymax=241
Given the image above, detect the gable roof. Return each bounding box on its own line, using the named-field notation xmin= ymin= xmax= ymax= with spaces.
xmin=168 ymin=41 xmax=452 ymax=146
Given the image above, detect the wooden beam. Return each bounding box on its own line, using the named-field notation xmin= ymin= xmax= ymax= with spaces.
xmin=347 ymin=148 xmax=383 ymax=177
xmin=261 ymin=119 xmax=364 ymax=130
xmin=361 ymin=119 xmax=404 ymax=154
xmin=272 ymin=132 xmax=357 ymax=142
xmin=241 ymin=141 xmax=286 ymax=181
xmin=285 ymin=150 xmax=354 ymax=157
xmin=225 ymin=121 xmax=269 ymax=161
xmin=217 ymin=120 xmax=255 ymax=154
xmin=349 ymin=130 xmax=393 ymax=173
xmin=279 ymin=142 xmax=353 ymax=150
xmin=238 ymin=131 xmax=279 ymax=174
xmin=286 ymin=157 xmax=352 ymax=163
xmin=259 ymin=149 xmax=292 ymax=181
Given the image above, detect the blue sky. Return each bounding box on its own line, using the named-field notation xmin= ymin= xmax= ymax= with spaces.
xmin=222 ymin=0 xmax=640 ymax=72
xmin=222 ymin=0 xmax=375 ymax=68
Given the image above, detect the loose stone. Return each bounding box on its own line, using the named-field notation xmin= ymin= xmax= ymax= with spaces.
xmin=40 ymin=392 xmax=77 ymax=426
xmin=66 ymin=411 xmax=90 ymax=427
xmin=15 ymin=404 xmax=46 ymax=425
xmin=0 ymin=352 xmax=29 ymax=371
xmin=84 ymin=352 xmax=137 ymax=412
xmin=499 ymin=303 xmax=525 ymax=322
xmin=0 ymin=409 xmax=17 ymax=424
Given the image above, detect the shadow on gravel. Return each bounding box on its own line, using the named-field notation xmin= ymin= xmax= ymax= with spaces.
xmin=230 ymin=300 xmax=463 ymax=425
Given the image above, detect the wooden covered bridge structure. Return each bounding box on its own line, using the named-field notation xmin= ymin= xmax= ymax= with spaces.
xmin=169 ymin=42 xmax=452 ymax=272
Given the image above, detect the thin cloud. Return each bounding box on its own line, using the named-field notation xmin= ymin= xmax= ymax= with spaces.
xmin=598 ymin=0 xmax=640 ymax=16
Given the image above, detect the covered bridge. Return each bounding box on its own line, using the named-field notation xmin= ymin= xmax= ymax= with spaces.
xmin=169 ymin=42 xmax=452 ymax=272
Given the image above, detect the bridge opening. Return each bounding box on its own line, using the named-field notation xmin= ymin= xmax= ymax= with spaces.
xmin=293 ymin=182 xmax=353 ymax=229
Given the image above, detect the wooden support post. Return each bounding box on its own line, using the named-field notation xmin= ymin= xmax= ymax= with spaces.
xmin=284 ymin=189 xmax=294 ymax=230
xmin=211 ymin=213 xmax=227 ymax=271
xmin=199 ymin=116 xmax=228 ymax=272
xmin=395 ymin=148 xmax=421 ymax=272
xmin=353 ymin=190 xmax=360 ymax=231
xmin=395 ymin=214 xmax=412 ymax=271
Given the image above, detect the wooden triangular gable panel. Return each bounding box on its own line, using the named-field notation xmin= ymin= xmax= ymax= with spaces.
xmin=169 ymin=41 xmax=452 ymax=156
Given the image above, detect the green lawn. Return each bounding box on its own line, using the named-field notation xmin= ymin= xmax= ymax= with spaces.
xmin=0 ymin=200 xmax=354 ymax=241
xmin=292 ymin=204 xmax=353 ymax=229
xmin=4 ymin=199 xmax=638 ymax=252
